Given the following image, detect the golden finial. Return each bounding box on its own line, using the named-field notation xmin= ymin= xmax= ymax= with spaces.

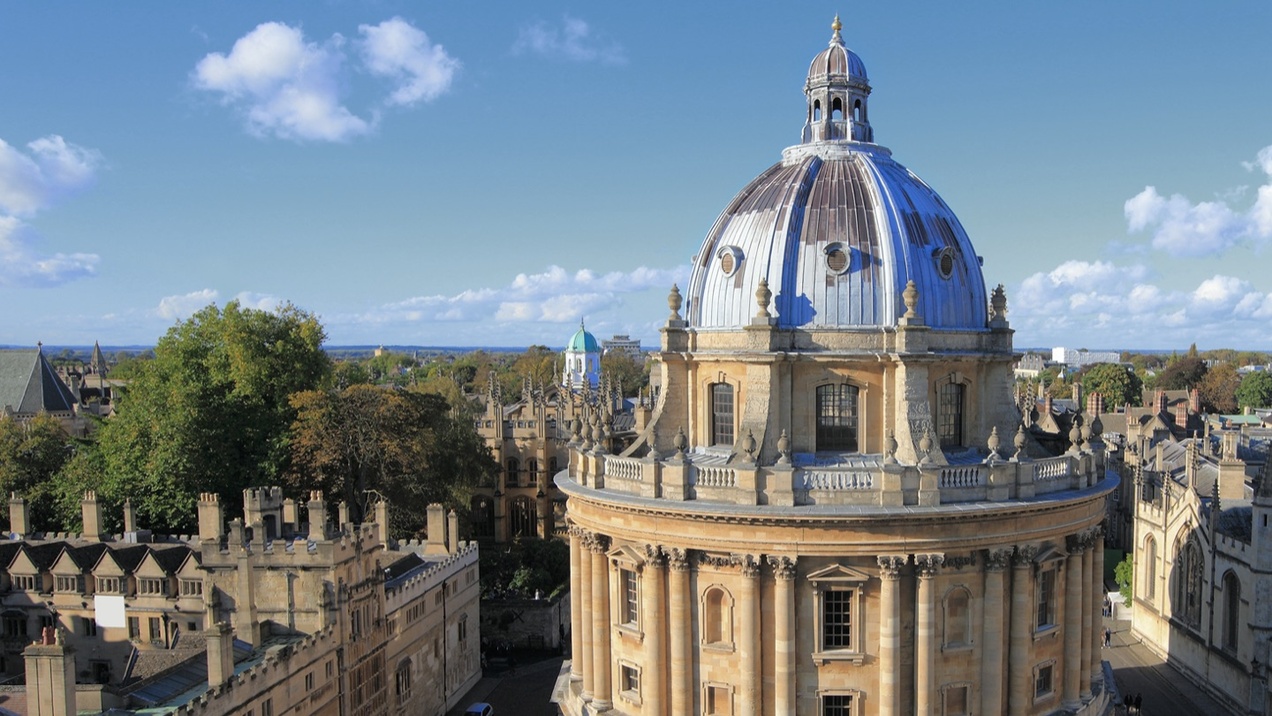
xmin=830 ymin=15 xmax=843 ymax=44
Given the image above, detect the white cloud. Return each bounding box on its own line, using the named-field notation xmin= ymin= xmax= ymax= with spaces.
xmin=513 ymin=16 xmax=626 ymax=65
xmin=1125 ymin=145 xmax=1272 ymax=258
xmin=193 ymin=22 xmax=369 ymax=142
xmin=359 ymin=17 xmax=459 ymax=107
xmin=0 ymin=135 xmax=101 ymax=217
xmin=0 ymin=215 xmax=99 ymax=287
xmin=233 ymin=291 xmax=284 ymax=311
xmin=156 ymin=289 xmax=220 ymax=320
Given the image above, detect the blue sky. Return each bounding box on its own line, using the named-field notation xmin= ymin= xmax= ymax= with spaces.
xmin=3 ymin=2 xmax=1271 ymax=350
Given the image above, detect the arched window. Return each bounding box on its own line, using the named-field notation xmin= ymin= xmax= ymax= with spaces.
xmin=1223 ymin=571 xmax=1241 ymax=651
xmin=853 ymin=98 xmax=862 ymax=121
xmin=509 ymin=496 xmax=537 ymax=538
xmin=831 ymin=97 xmax=843 ymax=120
xmin=701 ymin=586 xmax=733 ymax=646
xmin=1172 ymin=536 xmax=1203 ymax=629
xmin=526 ymin=458 xmax=539 ymax=485
xmin=711 ymin=383 xmax=735 ymax=446
xmin=816 ymin=384 xmax=859 ymax=452
xmin=813 ymin=100 xmax=822 ymax=122
xmin=937 ymin=380 xmax=965 ymax=448
xmin=943 ymin=587 xmax=972 ymax=648
xmin=1144 ymin=536 xmax=1157 ymax=600
xmin=470 ymin=496 xmax=494 ymax=540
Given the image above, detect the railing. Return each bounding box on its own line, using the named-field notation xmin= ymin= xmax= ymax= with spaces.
xmin=800 ymin=470 xmax=875 ymax=491
xmin=938 ymin=465 xmax=986 ymax=489
xmin=1034 ymin=457 xmax=1071 ymax=482
xmin=694 ymin=465 xmax=737 ymax=489
xmin=605 ymin=457 xmax=643 ymax=482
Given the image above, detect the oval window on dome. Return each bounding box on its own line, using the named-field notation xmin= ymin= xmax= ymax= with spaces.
xmin=716 ymin=246 xmax=744 ymax=277
xmin=824 ymin=242 xmax=852 ymax=275
xmin=933 ymin=247 xmax=956 ymax=279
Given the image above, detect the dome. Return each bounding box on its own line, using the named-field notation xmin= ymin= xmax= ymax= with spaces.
xmin=566 ymin=323 xmax=600 ymax=353
xmin=808 ymin=17 xmax=868 ymax=82
xmin=685 ymin=20 xmax=987 ymax=332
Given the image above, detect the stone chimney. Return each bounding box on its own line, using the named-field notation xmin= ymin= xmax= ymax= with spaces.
xmin=9 ymin=494 xmax=29 ymax=538
xmin=1155 ymin=389 xmax=1167 ymax=414
xmin=205 ymin=621 xmax=235 ymax=689
xmin=198 ymin=493 xmax=223 ymax=543
xmin=282 ymin=498 xmax=298 ymax=539
xmin=23 ymin=627 xmax=76 ymax=716
xmin=307 ymin=491 xmax=327 ymax=540
xmin=1175 ymin=403 xmax=1189 ymax=429
xmin=375 ymin=500 xmax=390 ymax=545
xmin=448 ymin=509 xmax=460 ymax=554
xmin=122 ymin=499 xmax=136 ymax=534
xmin=81 ymin=491 xmax=107 ymax=542
xmin=1086 ymin=392 xmax=1104 ymax=417
xmin=424 ymin=503 xmax=448 ymax=556
xmin=337 ymin=502 xmax=350 ymax=530
xmin=1189 ymin=388 xmax=1201 ymax=414
xmin=1071 ymin=382 xmax=1082 ymax=405
xmin=1043 ymin=395 xmax=1053 ymax=416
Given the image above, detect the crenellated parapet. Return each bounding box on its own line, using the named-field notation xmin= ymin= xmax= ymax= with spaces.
xmin=384 ymin=542 xmax=479 ymax=614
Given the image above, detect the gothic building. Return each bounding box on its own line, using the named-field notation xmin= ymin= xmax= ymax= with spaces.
xmin=556 ymin=19 xmax=1115 ymax=716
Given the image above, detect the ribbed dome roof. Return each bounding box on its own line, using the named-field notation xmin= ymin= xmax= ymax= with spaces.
xmin=808 ymin=16 xmax=867 ymax=82
xmin=685 ymin=21 xmax=987 ymax=332
xmin=567 ymin=324 xmax=600 ymax=352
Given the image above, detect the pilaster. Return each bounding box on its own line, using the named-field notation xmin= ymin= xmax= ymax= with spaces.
xmin=877 ymin=555 xmax=907 ymax=716
xmin=915 ymin=553 xmax=944 ymax=716
xmin=982 ymin=549 xmax=1011 ymax=716
xmin=770 ymin=556 xmax=797 ymax=716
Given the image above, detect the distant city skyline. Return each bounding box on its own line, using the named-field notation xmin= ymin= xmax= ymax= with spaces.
xmin=2 ymin=3 xmax=1271 ymax=350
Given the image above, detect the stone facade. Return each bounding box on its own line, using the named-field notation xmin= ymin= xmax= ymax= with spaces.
xmin=554 ymin=19 xmax=1115 ymax=716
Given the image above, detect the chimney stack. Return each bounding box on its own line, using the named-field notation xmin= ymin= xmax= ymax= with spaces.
xmin=448 ymin=509 xmax=460 ymax=554
xmin=375 ymin=499 xmax=390 ymax=545
xmin=1189 ymin=388 xmax=1201 ymax=414
xmin=81 ymin=491 xmax=107 ymax=542
xmin=424 ymin=504 xmax=448 ymax=556
xmin=198 ymin=493 xmax=223 ymax=543
xmin=307 ymin=491 xmax=327 ymax=539
xmin=23 ymin=627 xmax=76 ymax=716
xmin=9 ymin=494 xmax=29 ymax=538
xmin=205 ymin=621 xmax=235 ymax=689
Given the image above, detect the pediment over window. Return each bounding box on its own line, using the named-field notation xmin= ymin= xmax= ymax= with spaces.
xmin=608 ymin=544 xmax=646 ymax=569
xmin=806 ymin=563 xmax=871 ymax=586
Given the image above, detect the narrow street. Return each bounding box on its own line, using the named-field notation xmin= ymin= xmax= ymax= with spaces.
xmin=1102 ymin=615 xmax=1236 ymax=716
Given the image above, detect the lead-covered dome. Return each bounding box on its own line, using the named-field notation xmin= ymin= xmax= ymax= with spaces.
xmin=685 ymin=18 xmax=988 ymax=332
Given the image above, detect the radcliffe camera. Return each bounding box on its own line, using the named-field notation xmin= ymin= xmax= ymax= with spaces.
xmin=1 ymin=7 xmax=1270 ymax=716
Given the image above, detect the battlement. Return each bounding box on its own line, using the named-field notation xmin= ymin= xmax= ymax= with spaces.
xmin=385 ymin=542 xmax=478 ymax=613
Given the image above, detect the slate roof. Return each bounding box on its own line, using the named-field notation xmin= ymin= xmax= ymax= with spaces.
xmin=1215 ymin=505 xmax=1253 ymax=542
xmin=0 ymin=348 xmax=78 ymax=415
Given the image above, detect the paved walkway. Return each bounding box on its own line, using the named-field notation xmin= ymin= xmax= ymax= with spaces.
xmin=1102 ymin=615 xmax=1235 ymax=716
xmin=446 ymin=654 xmax=565 ymax=716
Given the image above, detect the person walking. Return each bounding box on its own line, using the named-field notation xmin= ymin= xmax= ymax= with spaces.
xmin=1103 ymin=626 xmax=1112 ymax=648
xmin=1134 ymin=692 xmax=1142 ymax=714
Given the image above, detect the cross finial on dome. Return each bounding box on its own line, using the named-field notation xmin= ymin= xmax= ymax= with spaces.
xmin=831 ymin=15 xmax=842 ymax=44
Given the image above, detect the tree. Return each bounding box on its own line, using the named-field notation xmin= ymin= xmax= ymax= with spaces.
xmin=511 ymin=345 xmax=558 ymax=387
xmin=1197 ymin=363 xmax=1241 ymax=414
xmin=94 ymin=301 xmax=330 ymax=531
xmin=1079 ymin=363 xmax=1143 ymax=410
xmin=286 ymin=385 xmax=497 ymax=537
xmin=0 ymin=414 xmax=75 ymax=530
xmin=1156 ymin=355 xmax=1207 ymax=391
xmin=1114 ymin=554 xmax=1133 ymax=607
xmin=1237 ymin=371 xmax=1272 ymax=410
xmin=601 ymin=351 xmax=650 ymax=395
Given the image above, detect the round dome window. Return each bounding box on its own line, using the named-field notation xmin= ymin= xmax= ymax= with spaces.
xmin=824 ymin=242 xmax=852 ymax=275
xmin=716 ymin=246 xmax=744 ymax=277
xmin=933 ymin=247 xmax=955 ymax=279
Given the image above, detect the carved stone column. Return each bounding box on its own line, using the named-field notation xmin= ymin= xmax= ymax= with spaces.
xmin=769 ymin=556 xmax=797 ymax=716
xmin=1063 ymin=535 xmax=1083 ymax=709
xmin=667 ymin=548 xmax=692 ymax=716
xmin=643 ymin=545 xmax=667 ymax=716
xmin=1079 ymin=533 xmax=1093 ymax=700
xmin=878 ymin=555 xmax=907 ymax=716
xmin=740 ymin=554 xmax=761 ymax=716
xmin=1090 ymin=527 xmax=1106 ymax=686
xmin=1009 ymin=546 xmax=1038 ymax=713
xmin=982 ymin=549 xmax=1012 ymax=716
xmin=590 ymin=534 xmax=613 ymax=711
xmin=579 ymin=530 xmax=595 ymax=702
xmin=569 ymin=526 xmax=584 ymax=683
xmin=915 ymin=553 xmax=944 ymax=716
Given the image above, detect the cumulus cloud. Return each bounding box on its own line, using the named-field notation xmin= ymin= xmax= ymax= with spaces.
xmin=336 ymin=264 xmax=686 ymax=332
xmin=359 ymin=17 xmax=459 ymax=106
xmin=1125 ymin=144 xmax=1272 ymax=257
xmin=193 ymin=18 xmax=457 ymax=141
xmin=1012 ymin=261 xmax=1272 ymax=348
xmin=156 ymin=289 xmax=220 ymax=320
xmin=232 ymin=291 xmax=284 ymax=311
xmin=0 ymin=135 xmax=103 ymax=287
xmin=513 ymin=16 xmax=626 ymax=65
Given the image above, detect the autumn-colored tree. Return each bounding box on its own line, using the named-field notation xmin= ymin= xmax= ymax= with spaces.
xmin=286 ymin=385 xmax=497 ymax=537
xmin=601 ymin=351 xmax=650 ymax=395
xmin=1197 ymin=363 xmax=1241 ymax=414
xmin=1156 ymin=355 xmax=1207 ymax=391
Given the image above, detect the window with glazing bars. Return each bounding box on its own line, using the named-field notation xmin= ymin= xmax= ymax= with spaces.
xmin=620 ymin=569 xmax=638 ymax=626
xmin=816 ymin=384 xmax=858 ymax=452
xmin=937 ymin=381 xmax=965 ymax=447
xmin=823 ymin=694 xmax=853 ymax=716
xmin=822 ymin=589 xmax=852 ymax=649
xmin=711 ymin=384 xmax=734 ymax=446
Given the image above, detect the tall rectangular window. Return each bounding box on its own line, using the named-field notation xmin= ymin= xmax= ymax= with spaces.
xmin=816 ymin=384 xmax=859 ymax=452
xmin=620 ymin=569 xmax=638 ymax=626
xmin=711 ymin=384 xmax=734 ymax=446
xmin=937 ymin=382 xmax=965 ymax=448
xmin=822 ymin=589 xmax=853 ymax=649
xmin=1036 ymin=568 xmax=1056 ymax=629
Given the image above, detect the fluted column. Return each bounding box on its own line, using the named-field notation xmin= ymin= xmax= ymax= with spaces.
xmin=590 ymin=535 xmax=613 ymax=711
xmin=878 ymin=555 xmax=907 ymax=716
xmin=981 ymin=549 xmax=1011 ymax=716
xmin=643 ymin=545 xmax=667 ymax=716
xmin=1090 ymin=528 xmax=1106 ymax=686
xmin=1079 ymin=534 xmax=1093 ymax=700
xmin=569 ymin=526 xmax=584 ymax=683
xmin=579 ymin=530 xmax=595 ymax=702
xmin=667 ymin=549 xmax=691 ymax=716
xmin=740 ymin=554 xmax=761 ymax=716
xmin=1009 ymin=546 xmax=1038 ymax=714
xmin=1062 ymin=536 xmax=1083 ymax=709
xmin=769 ymin=556 xmax=797 ymax=716
xmin=915 ymin=553 xmax=944 ymax=716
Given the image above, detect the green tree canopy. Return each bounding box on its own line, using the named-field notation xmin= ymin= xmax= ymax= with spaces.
xmin=1078 ymin=363 xmax=1143 ymax=410
xmin=601 ymin=351 xmax=650 ymax=396
xmin=1237 ymin=371 xmax=1272 ymax=410
xmin=0 ymin=414 xmax=76 ymax=531
xmin=93 ymin=301 xmax=330 ymax=531
xmin=1156 ymin=355 xmax=1208 ymax=391
xmin=285 ymin=384 xmax=497 ymax=537
xmin=1198 ymin=363 xmax=1242 ymax=414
